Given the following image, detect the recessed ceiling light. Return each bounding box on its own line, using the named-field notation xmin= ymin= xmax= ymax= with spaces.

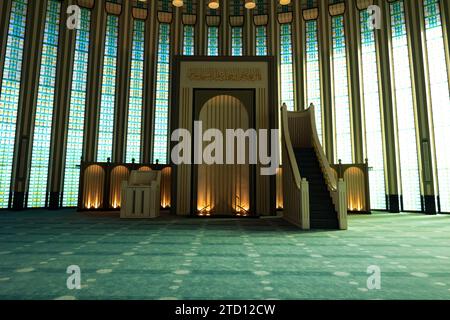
xmin=172 ymin=0 xmax=183 ymax=7
xmin=208 ymin=0 xmax=220 ymax=10
xmin=245 ymin=0 xmax=256 ymax=10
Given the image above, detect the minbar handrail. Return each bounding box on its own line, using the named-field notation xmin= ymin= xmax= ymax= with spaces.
xmin=281 ymin=103 xmax=347 ymax=230
xmin=307 ymin=104 xmax=338 ymax=192
xmin=280 ymin=104 xmax=303 ymax=190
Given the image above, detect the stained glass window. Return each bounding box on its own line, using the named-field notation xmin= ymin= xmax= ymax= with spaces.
xmin=182 ymin=1 xmax=195 ymax=55
xmin=231 ymin=27 xmax=243 ymax=56
xmin=126 ymin=19 xmax=145 ymax=163
xmin=360 ymin=9 xmax=386 ymax=210
xmin=230 ymin=0 xmax=243 ymax=56
xmin=280 ymin=23 xmax=295 ymax=111
xmin=231 ymin=0 xmax=242 ymax=15
xmin=256 ymin=0 xmax=267 ymax=13
xmin=423 ymin=0 xmax=450 ymax=213
xmin=255 ymin=26 xmax=267 ymax=56
xmin=305 ymin=19 xmax=322 ymax=144
xmin=390 ymin=0 xmax=421 ymax=211
xmin=306 ymin=0 xmax=317 ymax=8
xmin=183 ymin=25 xmax=195 ymax=56
xmin=97 ymin=14 xmax=118 ymax=162
xmin=27 ymin=0 xmax=61 ymax=208
xmin=184 ymin=0 xmax=194 ymax=13
xmin=62 ymin=8 xmax=91 ymax=207
xmin=160 ymin=0 xmax=171 ymax=12
xmin=207 ymin=26 xmax=219 ymax=56
xmin=255 ymin=1 xmax=267 ymax=56
xmin=152 ymin=23 xmax=171 ymax=164
xmin=0 ymin=0 xmax=28 ymax=208
xmin=331 ymin=15 xmax=352 ymax=163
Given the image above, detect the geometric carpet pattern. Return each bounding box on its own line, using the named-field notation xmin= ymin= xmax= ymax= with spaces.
xmin=0 ymin=210 xmax=449 ymax=300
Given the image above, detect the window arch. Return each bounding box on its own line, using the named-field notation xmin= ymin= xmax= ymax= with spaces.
xmin=389 ymin=0 xmax=421 ymax=211
xmin=206 ymin=3 xmax=220 ymax=56
xmin=254 ymin=0 xmax=268 ymax=56
xmin=331 ymin=13 xmax=352 ymax=163
xmin=230 ymin=0 xmax=244 ymax=56
xmin=423 ymin=0 xmax=450 ymax=212
xmin=279 ymin=3 xmax=295 ymax=111
xmin=97 ymin=13 xmax=119 ymax=162
xmin=182 ymin=0 xmax=195 ymax=55
xmin=360 ymin=8 xmax=386 ymax=210
xmin=62 ymin=7 xmax=91 ymax=207
xmin=28 ymin=0 xmax=62 ymax=208
xmin=305 ymin=16 xmax=322 ymax=144
xmin=152 ymin=0 xmax=172 ymax=164
xmin=0 ymin=0 xmax=28 ymax=208
xmin=125 ymin=18 xmax=145 ymax=163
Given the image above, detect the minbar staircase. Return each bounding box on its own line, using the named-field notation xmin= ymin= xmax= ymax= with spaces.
xmin=280 ymin=104 xmax=347 ymax=230
xmin=294 ymin=148 xmax=339 ymax=229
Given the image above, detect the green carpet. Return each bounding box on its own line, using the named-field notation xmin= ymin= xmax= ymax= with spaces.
xmin=0 ymin=210 xmax=449 ymax=300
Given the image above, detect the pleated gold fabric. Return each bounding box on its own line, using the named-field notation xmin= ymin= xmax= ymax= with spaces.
xmin=344 ymin=167 xmax=366 ymax=211
xmin=109 ymin=166 xmax=130 ymax=209
xmin=276 ymin=168 xmax=283 ymax=209
xmin=161 ymin=167 xmax=171 ymax=208
xmin=197 ymin=95 xmax=250 ymax=215
xmin=83 ymin=165 xmax=105 ymax=209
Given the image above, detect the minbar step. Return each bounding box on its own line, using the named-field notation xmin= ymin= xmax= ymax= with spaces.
xmin=294 ymin=147 xmax=340 ymax=230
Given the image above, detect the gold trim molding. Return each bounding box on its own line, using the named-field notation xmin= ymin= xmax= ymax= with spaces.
xmin=278 ymin=12 xmax=293 ymax=24
xmin=303 ymin=8 xmax=319 ymax=21
xmin=106 ymin=2 xmax=121 ymax=15
xmin=230 ymin=15 xmax=244 ymax=27
xmin=77 ymin=0 xmax=94 ymax=9
xmin=329 ymin=3 xmax=345 ymax=16
xmin=183 ymin=14 xmax=197 ymax=25
xmin=187 ymin=68 xmax=262 ymax=82
xmin=253 ymin=14 xmax=268 ymax=26
xmin=206 ymin=15 xmax=221 ymax=27
xmin=133 ymin=8 xmax=147 ymax=20
xmin=356 ymin=0 xmax=374 ymax=10
xmin=158 ymin=11 xmax=173 ymax=24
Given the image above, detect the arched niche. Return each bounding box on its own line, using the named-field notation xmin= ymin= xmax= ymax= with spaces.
xmin=195 ymin=94 xmax=251 ymax=216
xmin=161 ymin=167 xmax=172 ymax=208
xmin=109 ymin=165 xmax=130 ymax=209
xmin=344 ymin=167 xmax=366 ymax=212
xmin=82 ymin=165 xmax=105 ymax=209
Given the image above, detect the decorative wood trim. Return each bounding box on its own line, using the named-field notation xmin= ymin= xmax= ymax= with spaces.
xmin=206 ymin=15 xmax=221 ymax=26
xmin=356 ymin=0 xmax=374 ymax=11
xmin=106 ymin=1 xmax=121 ymax=15
xmin=132 ymin=7 xmax=147 ymax=20
xmin=158 ymin=11 xmax=173 ymax=24
xmin=328 ymin=2 xmax=345 ymax=16
xmin=253 ymin=14 xmax=268 ymax=26
xmin=182 ymin=13 xmax=197 ymax=25
xmin=77 ymin=0 xmax=94 ymax=9
xmin=303 ymin=8 xmax=319 ymax=21
xmin=229 ymin=15 xmax=244 ymax=27
xmin=277 ymin=12 xmax=293 ymax=24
